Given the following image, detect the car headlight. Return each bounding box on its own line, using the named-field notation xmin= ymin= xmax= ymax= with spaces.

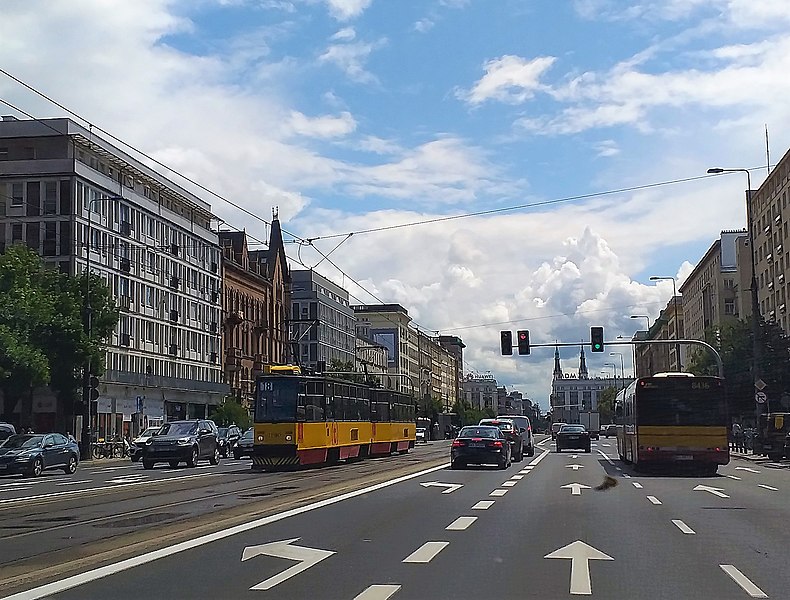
xmin=177 ymin=437 xmax=191 ymax=445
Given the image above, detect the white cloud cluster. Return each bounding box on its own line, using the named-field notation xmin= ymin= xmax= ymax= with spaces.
xmin=323 ymin=0 xmax=371 ymax=21
xmin=457 ymin=55 xmax=556 ymax=105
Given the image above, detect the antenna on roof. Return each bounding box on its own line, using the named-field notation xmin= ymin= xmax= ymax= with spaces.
xmin=765 ymin=124 xmax=770 ymax=175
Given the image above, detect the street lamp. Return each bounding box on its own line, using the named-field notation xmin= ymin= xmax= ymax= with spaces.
xmin=650 ymin=275 xmax=682 ymax=371
xmin=604 ymin=361 xmax=617 ymax=396
xmin=707 ymin=167 xmax=762 ymax=416
xmin=610 ymin=352 xmax=625 ymax=395
xmin=630 ymin=315 xmax=650 ymax=330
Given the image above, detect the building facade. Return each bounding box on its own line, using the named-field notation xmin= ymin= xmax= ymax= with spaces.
xmin=291 ymin=270 xmax=356 ymax=370
xmin=0 ymin=117 xmax=227 ymax=437
xmin=219 ymin=218 xmax=290 ymax=409
xmin=633 ymin=296 xmax=685 ymax=377
xmin=462 ymin=373 xmax=499 ymax=411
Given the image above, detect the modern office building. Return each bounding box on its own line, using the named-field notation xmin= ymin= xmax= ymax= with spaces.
xmin=0 ymin=116 xmax=227 ymax=437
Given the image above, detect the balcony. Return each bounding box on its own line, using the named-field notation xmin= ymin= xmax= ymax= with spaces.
xmin=120 ymin=258 xmax=131 ymax=273
xmin=225 ymin=347 xmax=243 ymax=371
xmin=119 ymin=295 xmax=132 ymax=311
xmin=252 ymin=353 xmax=268 ymax=373
xmin=119 ymin=220 xmax=131 ymax=236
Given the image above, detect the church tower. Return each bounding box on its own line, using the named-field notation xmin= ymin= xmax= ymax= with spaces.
xmin=553 ymin=346 xmax=563 ymax=380
xmin=578 ymin=346 xmax=589 ymax=379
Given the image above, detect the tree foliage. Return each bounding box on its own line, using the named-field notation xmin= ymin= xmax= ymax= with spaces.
xmin=212 ymin=399 xmax=251 ymax=429
xmin=0 ymin=245 xmax=118 ymax=425
xmin=452 ymin=400 xmax=495 ymax=426
xmin=597 ymin=387 xmax=616 ymax=423
xmin=328 ymin=359 xmax=366 ymax=383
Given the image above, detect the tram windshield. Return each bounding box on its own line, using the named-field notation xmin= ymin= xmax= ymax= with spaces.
xmin=256 ymin=377 xmax=299 ymax=422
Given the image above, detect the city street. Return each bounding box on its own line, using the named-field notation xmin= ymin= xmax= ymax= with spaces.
xmin=1 ymin=435 xmax=789 ymax=599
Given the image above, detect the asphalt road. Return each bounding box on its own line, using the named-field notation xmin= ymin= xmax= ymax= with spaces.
xmin=2 ymin=435 xmax=789 ymax=599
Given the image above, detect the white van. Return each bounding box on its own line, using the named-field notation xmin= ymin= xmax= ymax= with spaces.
xmin=496 ymin=415 xmax=535 ymax=457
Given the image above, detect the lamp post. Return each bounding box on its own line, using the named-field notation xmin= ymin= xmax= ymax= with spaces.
xmin=604 ymin=362 xmax=617 ymax=403
xmin=80 ymin=194 xmax=123 ymax=459
xmin=707 ymin=167 xmax=762 ymax=417
xmin=610 ymin=352 xmax=625 ymax=396
xmin=630 ymin=315 xmax=650 ymax=378
xmin=650 ymin=276 xmax=682 ymax=371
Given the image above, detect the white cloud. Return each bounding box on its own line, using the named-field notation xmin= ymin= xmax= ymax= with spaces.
xmin=286 ymin=110 xmax=357 ymax=138
xmin=318 ymin=38 xmax=386 ymax=83
xmin=593 ymin=140 xmax=621 ymax=157
xmin=330 ymin=26 xmax=356 ymax=42
xmin=413 ymin=18 xmax=435 ymax=33
xmin=324 ymin=0 xmax=371 ymax=21
xmin=457 ymin=55 xmax=556 ymax=105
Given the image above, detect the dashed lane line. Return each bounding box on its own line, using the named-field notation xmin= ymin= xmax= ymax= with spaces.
xmin=353 ymin=585 xmax=401 ymax=600
xmin=511 ymin=475 xmax=524 ymax=480
xmin=56 ymin=480 xmax=93 ymax=486
xmin=632 ymin=482 xmax=643 ymax=489
xmin=501 ymin=481 xmax=517 ymax=487
xmin=446 ymin=516 xmax=477 ymax=531
xmin=672 ymin=520 xmax=696 ymax=534
xmin=647 ymin=496 xmax=662 ymax=505
xmin=596 ymin=449 xmax=616 ymax=466
xmin=490 ymin=489 xmax=508 ymax=497
xmin=528 ymin=450 xmax=550 ymax=466
xmin=403 ymin=541 xmax=449 ymax=563
xmin=471 ymin=500 xmax=495 ymax=510
xmin=726 ymin=475 xmax=742 ymax=480
xmin=720 ymin=565 xmax=768 ymax=598
xmin=758 ymin=484 xmax=778 ymax=491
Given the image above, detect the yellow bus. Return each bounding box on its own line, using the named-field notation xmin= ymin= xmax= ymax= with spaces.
xmin=616 ymin=373 xmax=729 ymax=474
xmin=251 ymin=372 xmax=416 ymax=470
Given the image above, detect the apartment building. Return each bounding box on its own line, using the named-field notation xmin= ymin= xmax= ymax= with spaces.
xmin=0 ymin=117 xmax=226 ymax=436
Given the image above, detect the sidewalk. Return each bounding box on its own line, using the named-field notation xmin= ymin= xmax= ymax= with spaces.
xmin=79 ymin=456 xmax=133 ymax=467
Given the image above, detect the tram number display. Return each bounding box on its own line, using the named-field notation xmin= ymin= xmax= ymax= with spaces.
xmin=260 ymin=381 xmax=274 ymax=392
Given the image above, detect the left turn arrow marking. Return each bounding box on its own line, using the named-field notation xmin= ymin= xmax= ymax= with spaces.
xmin=242 ymin=538 xmax=335 ymax=590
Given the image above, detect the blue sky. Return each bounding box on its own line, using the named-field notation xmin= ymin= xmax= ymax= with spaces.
xmin=2 ymin=0 xmax=790 ymax=408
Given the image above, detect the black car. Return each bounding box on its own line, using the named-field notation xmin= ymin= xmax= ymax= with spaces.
xmin=555 ymin=425 xmax=591 ymax=453
xmin=0 ymin=422 xmax=16 ymax=442
xmin=0 ymin=433 xmax=80 ymax=476
xmin=233 ymin=428 xmax=254 ymax=460
xmin=141 ymin=420 xmax=220 ymax=469
xmin=479 ymin=418 xmax=525 ymax=461
xmin=217 ymin=425 xmax=242 ymax=457
xmin=451 ymin=425 xmax=512 ymax=470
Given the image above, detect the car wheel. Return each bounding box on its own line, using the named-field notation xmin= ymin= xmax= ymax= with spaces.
xmin=527 ymin=444 xmax=535 ymax=457
xmin=63 ymin=455 xmax=78 ymax=474
xmin=555 ymin=445 xmax=562 ymax=453
xmin=142 ymin=460 xmax=154 ymax=470
xmin=585 ymin=446 xmax=592 ymax=453
xmin=187 ymin=447 xmax=198 ymax=467
xmin=168 ymin=460 xmax=180 ymax=468
xmin=209 ymin=448 xmax=219 ymax=465
xmin=131 ymin=455 xmax=140 ymax=463
xmin=516 ymin=449 xmax=524 ymax=462
xmin=29 ymin=458 xmax=44 ymax=477
xmin=233 ymin=451 xmax=241 ymax=460
xmin=451 ymin=460 xmax=464 ymax=470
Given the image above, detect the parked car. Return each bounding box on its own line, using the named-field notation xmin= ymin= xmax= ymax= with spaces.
xmin=233 ymin=428 xmax=255 ymax=460
xmin=217 ymin=425 xmax=242 ymax=457
xmin=555 ymin=424 xmax=591 ymax=453
xmin=551 ymin=422 xmax=568 ymax=440
xmin=602 ymin=424 xmax=619 ymax=438
xmin=129 ymin=426 xmax=162 ymax=462
xmin=141 ymin=420 xmax=220 ymax=469
xmin=415 ymin=427 xmax=427 ymax=443
xmin=451 ymin=425 xmax=511 ymax=470
xmin=497 ymin=414 xmax=535 ymax=457
xmin=0 ymin=433 xmax=80 ymax=476
xmin=480 ymin=418 xmax=524 ymax=461
xmin=0 ymin=422 xmax=16 ymax=442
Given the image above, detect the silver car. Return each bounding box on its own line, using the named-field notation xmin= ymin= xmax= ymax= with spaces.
xmin=496 ymin=415 xmax=535 ymax=457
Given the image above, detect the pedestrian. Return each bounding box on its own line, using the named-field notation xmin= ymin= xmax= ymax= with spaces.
xmin=731 ymin=422 xmax=744 ymax=452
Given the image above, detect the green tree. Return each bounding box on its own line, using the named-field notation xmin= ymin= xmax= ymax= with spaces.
xmin=212 ymin=399 xmax=251 ymax=429
xmin=597 ymin=387 xmax=616 ymax=423
xmin=328 ymin=359 xmax=365 ymax=383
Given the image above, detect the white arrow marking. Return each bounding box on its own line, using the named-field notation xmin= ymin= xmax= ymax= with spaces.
xmin=242 ymin=538 xmax=335 ymax=591
xmin=566 ymin=464 xmax=584 ymax=471
xmin=420 ymin=481 xmax=463 ymax=494
xmin=562 ymin=483 xmax=591 ymax=496
xmin=758 ymin=484 xmax=778 ymax=491
xmin=693 ymin=485 xmax=729 ymax=498
xmin=545 ymin=540 xmax=614 ymax=595
xmin=720 ymin=565 xmax=768 ymax=598
xmin=735 ymin=467 xmax=760 ymax=473
xmin=354 ymin=585 xmax=401 ymax=600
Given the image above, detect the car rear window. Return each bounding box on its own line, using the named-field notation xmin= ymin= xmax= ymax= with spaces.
xmin=560 ymin=426 xmax=586 ymax=433
xmin=459 ymin=427 xmax=500 ymax=438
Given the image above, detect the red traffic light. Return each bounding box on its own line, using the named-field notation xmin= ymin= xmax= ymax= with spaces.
xmin=517 ymin=330 xmax=530 ymax=355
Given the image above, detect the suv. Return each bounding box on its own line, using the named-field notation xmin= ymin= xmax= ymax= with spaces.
xmin=0 ymin=422 xmax=16 ymax=442
xmin=497 ymin=415 xmax=535 ymax=457
xmin=129 ymin=426 xmax=162 ymax=462
xmin=217 ymin=425 xmax=242 ymax=457
xmin=141 ymin=420 xmax=220 ymax=469
xmin=479 ymin=418 xmax=525 ymax=461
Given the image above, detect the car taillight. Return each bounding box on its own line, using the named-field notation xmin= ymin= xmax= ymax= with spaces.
xmin=488 ymin=440 xmax=503 ymax=448
xmin=452 ymin=440 xmax=465 ymax=448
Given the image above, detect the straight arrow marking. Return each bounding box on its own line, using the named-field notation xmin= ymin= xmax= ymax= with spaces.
xmin=561 ymin=483 xmax=591 ymax=496
xmin=545 ymin=540 xmax=614 ymax=595
xmin=693 ymin=484 xmax=729 ymax=498
xmin=242 ymin=538 xmax=335 ymax=591
xmin=566 ymin=464 xmax=584 ymax=470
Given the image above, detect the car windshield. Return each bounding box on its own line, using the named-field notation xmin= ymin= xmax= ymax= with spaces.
xmin=140 ymin=428 xmax=160 ymax=437
xmin=159 ymin=422 xmax=197 ymax=436
xmin=241 ymin=430 xmax=254 ymax=440
xmin=217 ymin=428 xmax=229 ymax=437
xmin=1 ymin=434 xmax=44 ymax=449
xmin=560 ymin=426 xmax=586 ymax=433
xmin=459 ymin=427 xmax=499 ymax=438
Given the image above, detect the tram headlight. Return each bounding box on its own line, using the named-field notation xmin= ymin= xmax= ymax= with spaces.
xmin=285 ymin=434 xmax=293 ymax=441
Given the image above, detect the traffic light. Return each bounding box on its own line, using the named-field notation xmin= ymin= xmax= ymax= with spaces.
xmin=500 ymin=330 xmax=513 ymax=355
xmin=590 ymin=326 xmax=604 ymax=352
xmin=517 ymin=330 xmax=530 ymax=355
xmin=89 ymin=376 xmax=100 ymax=401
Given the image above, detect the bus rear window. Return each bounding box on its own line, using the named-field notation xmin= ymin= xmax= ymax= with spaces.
xmin=637 ymin=386 xmax=726 ymax=426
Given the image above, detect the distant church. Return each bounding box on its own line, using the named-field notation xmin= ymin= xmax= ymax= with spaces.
xmin=550 ymin=346 xmax=633 ymax=423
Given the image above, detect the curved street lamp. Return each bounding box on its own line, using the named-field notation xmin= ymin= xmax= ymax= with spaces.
xmin=650 ymin=275 xmax=682 ymax=371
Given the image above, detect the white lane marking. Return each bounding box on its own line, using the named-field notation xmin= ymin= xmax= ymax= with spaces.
xmin=0 ymin=472 xmax=219 ymax=506
xmin=403 ymin=541 xmax=449 ymax=563
xmin=511 ymin=475 xmax=524 ymax=480
xmin=622 ymin=474 xmax=631 ymax=479
xmin=632 ymin=482 xmax=643 ymax=489
xmin=720 ymin=565 xmax=768 ymax=598
xmin=544 ymin=540 xmax=614 ymax=595
xmin=596 ymin=449 xmax=616 ymax=466
xmin=502 ymin=481 xmax=517 ymax=487
xmin=615 ymin=467 xmax=622 ymax=471
xmin=446 ymin=516 xmax=477 ymax=531
xmin=561 ymin=483 xmax=591 ymax=496
xmin=571 ymin=455 xmax=578 ymax=459
xmin=529 ymin=450 xmax=550 ymax=466
xmin=353 ymin=585 xmax=401 ymax=600
xmin=566 ymin=464 xmax=584 ymax=471
xmin=758 ymin=484 xmax=778 ymax=491
xmin=0 ymin=482 xmax=37 ymax=488
xmin=602 ymin=443 xmax=611 ymax=447
xmin=0 ymin=463 xmax=450 ymax=600
xmin=490 ymin=489 xmax=508 ymax=497
xmin=56 ymin=480 xmax=93 ymax=486
xmin=693 ymin=485 xmax=729 ymax=498
xmin=88 ymin=465 xmax=137 ymax=473
xmin=725 ymin=475 xmax=742 ymax=480
xmin=672 ymin=520 xmax=696 ymax=534
xmin=472 ymin=500 xmax=494 ymax=510
xmin=243 ymin=539 xmax=334 ymax=591
xmin=647 ymin=496 xmax=662 ymax=505
xmin=735 ymin=467 xmax=760 ymax=473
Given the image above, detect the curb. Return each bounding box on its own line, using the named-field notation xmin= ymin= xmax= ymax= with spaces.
xmin=730 ymin=451 xmax=768 ymax=462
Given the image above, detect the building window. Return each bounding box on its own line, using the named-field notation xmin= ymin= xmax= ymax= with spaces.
xmin=11 ymin=183 xmax=23 ymax=206
xmin=43 ymin=182 xmax=57 ymax=215
xmin=0 ymin=147 xmax=8 ymax=160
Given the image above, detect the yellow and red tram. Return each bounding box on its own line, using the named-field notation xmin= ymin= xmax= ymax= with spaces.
xmin=251 ymin=371 xmax=416 ymax=470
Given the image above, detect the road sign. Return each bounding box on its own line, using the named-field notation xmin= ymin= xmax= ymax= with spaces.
xmin=242 ymin=538 xmax=335 ymax=591
xmin=545 ymin=540 xmax=613 ymax=595
xmin=755 ymin=391 xmax=767 ymax=404
xmin=755 ymin=378 xmax=767 ymax=391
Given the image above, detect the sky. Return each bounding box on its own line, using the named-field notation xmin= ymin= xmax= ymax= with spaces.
xmin=2 ymin=0 xmax=789 ymax=410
